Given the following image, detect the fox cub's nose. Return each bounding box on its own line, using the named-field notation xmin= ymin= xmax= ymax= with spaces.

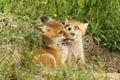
xmin=64 ymin=32 xmax=75 ymax=37
xmin=70 ymin=33 xmax=75 ymax=36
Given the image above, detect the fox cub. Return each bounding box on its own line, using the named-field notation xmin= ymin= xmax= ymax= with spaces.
xmin=63 ymin=19 xmax=89 ymax=66
xmin=34 ymin=16 xmax=68 ymax=67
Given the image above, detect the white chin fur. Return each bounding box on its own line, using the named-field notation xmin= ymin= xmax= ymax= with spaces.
xmin=52 ymin=36 xmax=65 ymax=42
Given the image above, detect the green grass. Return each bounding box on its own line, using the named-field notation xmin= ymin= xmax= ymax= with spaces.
xmin=82 ymin=0 xmax=120 ymax=51
xmin=0 ymin=0 xmax=119 ymax=51
xmin=0 ymin=0 xmax=120 ymax=80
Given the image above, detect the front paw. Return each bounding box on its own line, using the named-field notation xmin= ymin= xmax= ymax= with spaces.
xmin=65 ymin=59 xmax=71 ymax=65
xmin=77 ymin=59 xmax=86 ymax=66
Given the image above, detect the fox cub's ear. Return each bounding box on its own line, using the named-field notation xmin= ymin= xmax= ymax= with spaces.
xmin=83 ymin=23 xmax=89 ymax=30
xmin=40 ymin=16 xmax=55 ymax=24
xmin=65 ymin=18 xmax=70 ymax=24
xmin=40 ymin=16 xmax=49 ymax=23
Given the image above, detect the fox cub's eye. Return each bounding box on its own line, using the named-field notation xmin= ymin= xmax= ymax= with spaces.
xmin=66 ymin=26 xmax=72 ymax=31
xmin=58 ymin=31 xmax=63 ymax=34
xmin=47 ymin=29 xmax=51 ymax=32
xmin=75 ymin=26 xmax=79 ymax=30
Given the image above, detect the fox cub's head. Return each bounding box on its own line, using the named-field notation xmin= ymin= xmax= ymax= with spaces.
xmin=63 ymin=19 xmax=89 ymax=43
xmin=34 ymin=16 xmax=68 ymax=42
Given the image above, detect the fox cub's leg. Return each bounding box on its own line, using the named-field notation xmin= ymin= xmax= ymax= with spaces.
xmin=42 ymin=54 xmax=56 ymax=67
xmin=65 ymin=53 xmax=72 ymax=65
xmin=44 ymin=47 xmax=62 ymax=66
xmin=34 ymin=53 xmax=56 ymax=67
xmin=34 ymin=48 xmax=42 ymax=64
xmin=76 ymin=53 xmax=86 ymax=66
xmin=34 ymin=48 xmax=56 ymax=67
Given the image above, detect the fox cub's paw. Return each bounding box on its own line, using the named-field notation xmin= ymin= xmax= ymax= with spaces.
xmin=77 ymin=59 xmax=86 ymax=66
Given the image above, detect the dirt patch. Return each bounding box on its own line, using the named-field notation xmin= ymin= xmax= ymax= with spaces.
xmin=92 ymin=72 xmax=120 ymax=80
xmin=83 ymin=38 xmax=120 ymax=73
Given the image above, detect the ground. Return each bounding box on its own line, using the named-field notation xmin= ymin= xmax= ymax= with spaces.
xmin=84 ymin=37 xmax=120 ymax=80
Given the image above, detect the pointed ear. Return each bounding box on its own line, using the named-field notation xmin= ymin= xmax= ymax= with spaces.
xmin=65 ymin=18 xmax=69 ymax=24
xmin=40 ymin=16 xmax=49 ymax=24
xmin=48 ymin=17 xmax=54 ymax=21
xmin=83 ymin=23 xmax=89 ymax=30
xmin=34 ymin=25 xmax=42 ymax=32
xmin=34 ymin=25 xmax=45 ymax=33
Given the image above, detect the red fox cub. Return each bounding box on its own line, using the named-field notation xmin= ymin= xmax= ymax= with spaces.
xmin=63 ymin=19 xmax=89 ymax=66
xmin=34 ymin=16 xmax=68 ymax=67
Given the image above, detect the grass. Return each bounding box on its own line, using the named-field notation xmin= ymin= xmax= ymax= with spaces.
xmin=82 ymin=0 xmax=120 ymax=51
xmin=0 ymin=0 xmax=119 ymax=51
xmin=0 ymin=0 xmax=120 ymax=80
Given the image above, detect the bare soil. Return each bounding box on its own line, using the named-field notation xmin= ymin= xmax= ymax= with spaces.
xmin=84 ymin=39 xmax=120 ymax=72
xmin=83 ymin=38 xmax=120 ymax=80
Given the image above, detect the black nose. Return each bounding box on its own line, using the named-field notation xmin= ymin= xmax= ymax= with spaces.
xmin=71 ymin=33 xmax=75 ymax=36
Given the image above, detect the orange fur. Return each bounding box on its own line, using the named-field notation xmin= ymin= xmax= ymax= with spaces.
xmin=34 ymin=47 xmax=59 ymax=67
xmin=33 ymin=17 xmax=68 ymax=67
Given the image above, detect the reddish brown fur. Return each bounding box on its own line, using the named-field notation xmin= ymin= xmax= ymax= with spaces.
xmin=45 ymin=21 xmax=63 ymax=30
xmin=34 ymin=47 xmax=60 ymax=67
xmin=43 ymin=20 xmax=67 ymax=38
xmin=34 ymin=20 xmax=68 ymax=67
